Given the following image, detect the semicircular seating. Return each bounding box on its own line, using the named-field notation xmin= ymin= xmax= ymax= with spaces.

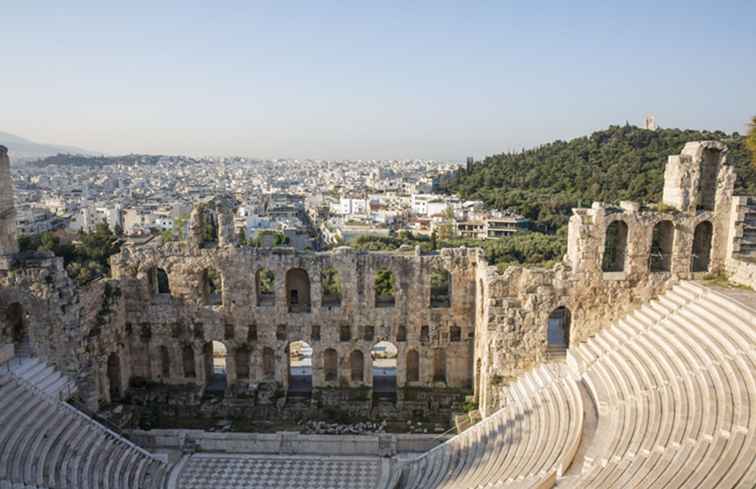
xmin=394 ymin=281 xmax=756 ymax=489
xmin=396 ymin=363 xmax=584 ymax=489
xmin=0 ymin=368 xmax=169 ymax=489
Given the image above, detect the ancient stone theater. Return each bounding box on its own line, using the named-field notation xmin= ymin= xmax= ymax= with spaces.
xmin=1 ymin=141 xmax=755 ymax=488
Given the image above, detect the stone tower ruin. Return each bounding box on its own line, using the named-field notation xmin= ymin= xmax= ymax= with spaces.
xmin=0 ymin=145 xmax=18 ymax=257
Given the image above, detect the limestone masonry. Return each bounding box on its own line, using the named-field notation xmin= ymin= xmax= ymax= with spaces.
xmin=1 ymin=140 xmax=755 ymax=488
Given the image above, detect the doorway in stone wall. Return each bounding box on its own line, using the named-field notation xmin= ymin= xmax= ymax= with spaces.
xmin=6 ymin=303 xmax=28 ymax=355
xmin=287 ymin=340 xmax=313 ymax=398
xmin=371 ymin=341 xmax=398 ymax=401
xmin=205 ymin=340 xmax=227 ymax=396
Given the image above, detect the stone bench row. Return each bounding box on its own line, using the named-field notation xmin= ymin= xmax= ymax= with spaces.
xmin=0 ymin=374 xmax=168 ymax=489
xmin=564 ymin=281 xmax=756 ymax=489
xmin=396 ymin=364 xmax=582 ymax=489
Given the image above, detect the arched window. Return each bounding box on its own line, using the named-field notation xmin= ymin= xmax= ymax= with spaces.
xmin=406 ymin=349 xmax=420 ymax=382
xmin=396 ymin=325 xmax=407 ymax=342
xmin=602 ymin=220 xmax=629 ymax=273
xmin=350 ymin=350 xmax=364 ymax=383
xmin=202 ymin=269 xmax=222 ymax=306
xmin=692 ymin=221 xmax=713 ymax=272
xmin=649 ymin=221 xmax=674 ymax=272
xmin=324 ymin=348 xmax=338 ymax=382
xmin=107 ymin=352 xmax=121 ymax=400
xmin=430 ymin=267 xmax=451 ymax=308
xmin=371 ymin=341 xmax=398 ymax=400
xmin=149 ymin=268 xmax=171 ymax=295
xmin=450 ymin=326 xmax=462 ymax=342
xmin=321 ymin=267 xmax=342 ymax=308
xmin=374 ymin=268 xmax=396 ymax=308
xmin=432 ymin=348 xmax=446 ymax=383
xmin=159 ymin=345 xmax=170 ymax=378
xmin=235 ymin=346 xmax=251 ymax=381
xmin=263 ymin=347 xmax=275 ymax=379
xmin=288 ymin=341 xmax=313 ymax=395
xmin=205 ymin=341 xmax=227 ymax=393
xmin=256 ymin=268 xmax=275 ymax=306
xmin=182 ymin=344 xmax=196 ymax=378
xmin=547 ymin=307 xmax=571 ymax=351
xmin=286 ymin=268 xmax=311 ymax=313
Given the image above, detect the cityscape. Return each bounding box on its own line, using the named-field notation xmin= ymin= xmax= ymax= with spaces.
xmin=1 ymin=3 xmax=755 ymax=489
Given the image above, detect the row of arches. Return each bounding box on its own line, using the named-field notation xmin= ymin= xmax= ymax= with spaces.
xmin=126 ymin=340 xmax=446 ymax=391
xmin=602 ymin=220 xmax=713 ymax=273
xmin=147 ymin=265 xmax=454 ymax=310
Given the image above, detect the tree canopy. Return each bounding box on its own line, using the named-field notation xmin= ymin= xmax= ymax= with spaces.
xmin=439 ymin=125 xmax=755 ymax=233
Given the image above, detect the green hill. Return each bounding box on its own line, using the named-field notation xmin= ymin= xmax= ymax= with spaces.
xmin=440 ymin=125 xmax=755 ymax=233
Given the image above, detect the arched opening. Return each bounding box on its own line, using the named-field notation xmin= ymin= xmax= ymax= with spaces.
xmin=692 ymin=221 xmax=713 ymax=272
xmin=200 ymin=207 xmax=219 ymax=248
xmin=159 ymin=345 xmax=170 ymax=378
xmin=649 ymin=221 xmax=674 ymax=272
xmin=350 ymin=350 xmax=364 ymax=384
xmin=107 ymin=352 xmax=121 ymax=401
xmin=262 ymin=347 xmax=275 ymax=380
xmin=287 ymin=340 xmax=313 ymax=397
xmin=182 ymin=344 xmax=196 ymax=378
xmin=286 ymin=268 xmax=311 ymax=313
xmin=406 ymin=349 xmax=420 ymax=383
xmin=202 ymin=269 xmax=222 ymax=306
xmin=430 ymin=267 xmax=451 ymax=308
xmin=321 ymin=267 xmax=342 ymax=308
xmin=547 ymin=306 xmax=571 ymax=355
xmin=5 ymin=303 xmax=26 ymax=349
xmin=697 ymin=148 xmax=721 ymax=211
xmin=371 ymin=341 xmax=398 ymax=401
xmin=149 ymin=268 xmax=171 ymax=296
xmin=432 ymin=348 xmax=446 ymax=384
xmin=324 ymin=348 xmax=338 ymax=383
xmin=205 ymin=340 xmax=227 ymax=394
xmin=602 ymin=220 xmax=629 ymax=273
xmin=235 ymin=346 xmax=251 ymax=382
xmin=396 ymin=325 xmax=407 ymax=342
xmin=374 ymin=268 xmax=396 ymax=308
xmin=256 ymin=268 xmax=275 ymax=306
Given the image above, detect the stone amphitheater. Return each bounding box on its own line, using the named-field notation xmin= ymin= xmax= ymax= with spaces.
xmin=0 ymin=140 xmax=754 ymax=488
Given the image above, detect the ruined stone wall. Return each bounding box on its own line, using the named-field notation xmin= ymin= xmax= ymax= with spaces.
xmin=475 ymin=141 xmax=740 ymax=415
xmin=0 ymin=253 xmax=81 ymax=377
xmin=0 ymin=146 xmax=18 ymax=257
xmin=105 ymin=244 xmax=479 ymax=397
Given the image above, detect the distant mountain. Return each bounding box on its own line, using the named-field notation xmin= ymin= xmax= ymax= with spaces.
xmin=0 ymin=131 xmax=98 ymax=163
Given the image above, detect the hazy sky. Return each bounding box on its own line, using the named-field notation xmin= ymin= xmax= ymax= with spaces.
xmin=3 ymin=1 xmax=755 ymax=160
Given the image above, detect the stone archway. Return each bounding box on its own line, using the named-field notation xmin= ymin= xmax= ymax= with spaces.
xmin=602 ymin=220 xmax=629 ymax=273
xmin=692 ymin=221 xmax=713 ymax=272
xmin=371 ymin=341 xmax=398 ymax=401
xmin=205 ymin=340 xmax=227 ymax=395
xmin=286 ymin=268 xmax=311 ymax=313
xmin=547 ymin=306 xmax=571 ymax=354
xmin=287 ymin=340 xmax=313 ymax=397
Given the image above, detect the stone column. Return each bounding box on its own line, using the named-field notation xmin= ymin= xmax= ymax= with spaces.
xmin=0 ymin=146 xmax=18 ymax=256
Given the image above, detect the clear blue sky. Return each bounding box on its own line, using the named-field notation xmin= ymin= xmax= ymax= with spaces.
xmin=3 ymin=1 xmax=755 ymax=160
